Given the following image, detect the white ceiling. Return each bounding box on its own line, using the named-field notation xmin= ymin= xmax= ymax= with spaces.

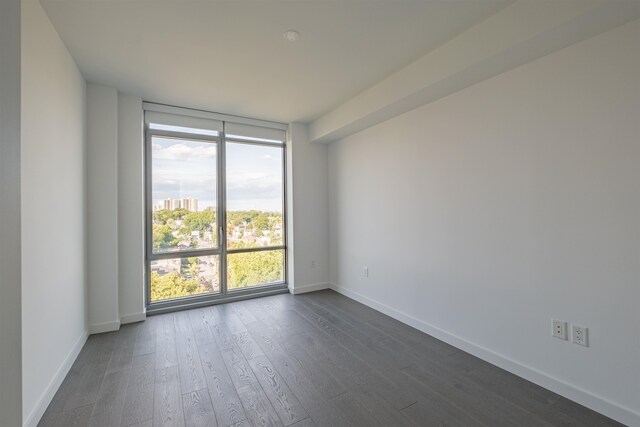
xmin=40 ymin=0 xmax=509 ymax=123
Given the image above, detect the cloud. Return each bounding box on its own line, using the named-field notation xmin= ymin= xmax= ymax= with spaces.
xmin=227 ymin=173 xmax=282 ymax=201
xmin=151 ymin=139 xmax=283 ymax=211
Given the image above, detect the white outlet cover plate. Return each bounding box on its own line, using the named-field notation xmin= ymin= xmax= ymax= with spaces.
xmin=572 ymin=325 xmax=589 ymax=347
xmin=552 ymin=320 xmax=568 ymax=340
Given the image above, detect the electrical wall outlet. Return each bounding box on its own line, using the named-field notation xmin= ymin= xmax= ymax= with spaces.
xmin=310 ymin=260 xmax=316 ymax=268
xmin=572 ymin=325 xmax=588 ymax=347
xmin=552 ymin=320 xmax=568 ymax=340
xmin=363 ymin=266 xmax=369 ymax=278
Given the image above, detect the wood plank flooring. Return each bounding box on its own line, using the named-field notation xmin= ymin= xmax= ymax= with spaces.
xmin=38 ymin=290 xmax=622 ymax=427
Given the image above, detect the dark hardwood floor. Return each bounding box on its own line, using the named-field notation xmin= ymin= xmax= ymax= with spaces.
xmin=38 ymin=290 xmax=622 ymax=427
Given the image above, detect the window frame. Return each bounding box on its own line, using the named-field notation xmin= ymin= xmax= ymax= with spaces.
xmin=144 ymin=111 xmax=288 ymax=314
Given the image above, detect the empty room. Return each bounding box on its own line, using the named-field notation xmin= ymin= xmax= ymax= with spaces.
xmin=1 ymin=0 xmax=639 ymax=426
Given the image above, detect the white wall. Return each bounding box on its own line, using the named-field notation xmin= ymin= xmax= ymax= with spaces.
xmin=0 ymin=0 xmax=23 ymax=425
xmin=21 ymin=1 xmax=88 ymax=425
xmin=87 ymin=84 xmax=120 ymax=333
xmin=329 ymin=20 xmax=640 ymax=425
xmin=310 ymin=0 xmax=640 ymax=143
xmin=86 ymin=87 xmax=146 ymax=331
xmin=287 ymin=123 xmax=330 ymax=294
xmin=118 ymin=93 xmax=145 ymax=323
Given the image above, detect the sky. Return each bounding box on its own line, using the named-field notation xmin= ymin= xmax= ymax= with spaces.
xmin=152 ymin=137 xmax=283 ymax=212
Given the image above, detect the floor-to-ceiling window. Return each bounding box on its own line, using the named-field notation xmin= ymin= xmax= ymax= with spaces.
xmin=144 ymin=104 xmax=287 ymax=312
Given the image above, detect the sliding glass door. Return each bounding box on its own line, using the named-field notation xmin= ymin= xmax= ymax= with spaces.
xmin=145 ymin=107 xmax=286 ymax=311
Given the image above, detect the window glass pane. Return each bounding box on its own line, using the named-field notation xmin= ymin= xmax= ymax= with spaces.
xmin=227 ymin=250 xmax=284 ymax=290
xmin=150 ymin=255 xmax=220 ymax=302
xmin=226 ymin=142 xmax=284 ymax=249
xmin=151 ymin=136 xmax=217 ymax=253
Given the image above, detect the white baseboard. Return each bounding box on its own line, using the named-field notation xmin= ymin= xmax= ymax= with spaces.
xmin=120 ymin=312 xmax=146 ymax=324
xmin=23 ymin=330 xmax=89 ymax=427
xmin=89 ymin=320 xmax=120 ymax=335
xmin=329 ymin=282 xmax=640 ymax=427
xmin=288 ymin=282 xmax=330 ymax=295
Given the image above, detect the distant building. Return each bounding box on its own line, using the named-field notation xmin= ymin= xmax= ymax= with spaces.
xmin=162 ymin=199 xmax=181 ymax=210
xmin=158 ymin=198 xmax=198 ymax=211
xmin=182 ymin=198 xmax=198 ymax=212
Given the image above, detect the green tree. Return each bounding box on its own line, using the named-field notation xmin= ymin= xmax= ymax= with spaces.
xmin=153 ymin=224 xmax=178 ymax=251
xmin=252 ymin=213 xmax=269 ymax=235
xmin=150 ymin=272 xmax=200 ymax=301
xmin=183 ymin=211 xmax=216 ymax=234
xmin=153 ymin=208 xmax=189 ymax=225
xmin=186 ymin=257 xmax=200 ymax=278
xmin=228 ymin=251 xmax=283 ymax=289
